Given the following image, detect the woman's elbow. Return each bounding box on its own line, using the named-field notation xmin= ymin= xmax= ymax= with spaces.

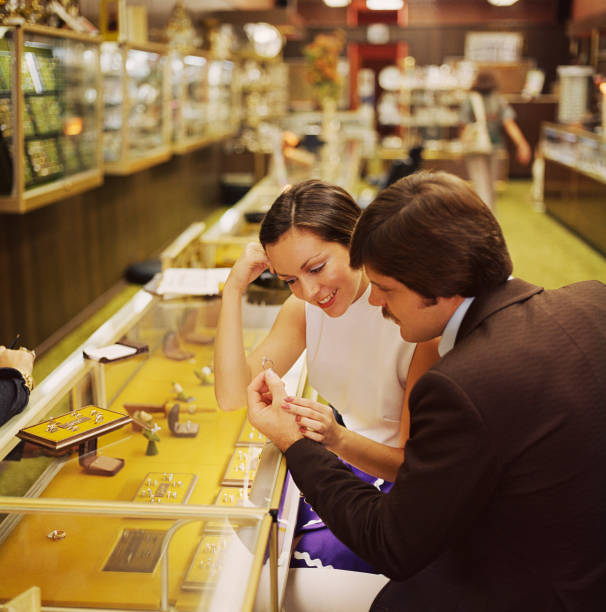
xmin=214 ymin=388 xmax=247 ymax=412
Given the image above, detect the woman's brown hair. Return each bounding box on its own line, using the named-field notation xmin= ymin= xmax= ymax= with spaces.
xmin=259 ymin=179 xmax=361 ymax=248
xmin=471 ymin=71 xmax=499 ymax=95
xmin=349 ymin=171 xmax=512 ymax=298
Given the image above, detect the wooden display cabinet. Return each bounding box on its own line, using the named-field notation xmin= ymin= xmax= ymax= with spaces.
xmin=101 ymin=40 xmax=172 ymax=174
xmin=0 ymin=24 xmax=103 ymax=214
xmin=171 ymin=50 xmax=239 ymax=155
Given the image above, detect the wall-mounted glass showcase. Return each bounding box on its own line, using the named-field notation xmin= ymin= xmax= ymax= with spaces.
xmin=101 ymin=41 xmax=171 ymax=175
xmin=208 ymin=58 xmax=241 ymax=138
xmin=0 ymin=25 xmax=103 ymax=214
xmin=170 ymin=51 xmax=240 ymax=156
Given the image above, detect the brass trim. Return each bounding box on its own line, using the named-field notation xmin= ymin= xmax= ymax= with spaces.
xmin=104 ymin=148 xmax=173 ymax=175
xmin=0 ymin=495 xmax=268 ymax=521
xmin=242 ymin=514 xmax=273 ymax=612
xmin=22 ymin=24 xmax=103 ymax=44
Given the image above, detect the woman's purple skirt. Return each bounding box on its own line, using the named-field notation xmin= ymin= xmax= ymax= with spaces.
xmin=290 ymin=463 xmax=393 ymax=572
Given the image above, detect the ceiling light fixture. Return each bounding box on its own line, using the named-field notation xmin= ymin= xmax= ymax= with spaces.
xmin=366 ymin=0 xmax=404 ymax=10
xmin=486 ymin=0 xmax=519 ymax=6
xmin=323 ymin=0 xmax=352 ymax=7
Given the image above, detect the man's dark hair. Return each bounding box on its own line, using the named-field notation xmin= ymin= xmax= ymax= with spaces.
xmin=259 ymin=179 xmax=361 ymax=248
xmin=350 ymin=171 xmax=513 ymax=298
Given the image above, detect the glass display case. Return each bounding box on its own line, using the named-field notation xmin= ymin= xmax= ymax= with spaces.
xmin=0 ymin=25 xmax=103 ymax=214
xmin=171 ymin=51 xmax=238 ymax=156
xmin=101 ymin=41 xmax=171 ymax=174
xmin=0 ymin=279 xmax=304 ymax=610
xmin=540 ymin=122 xmax=606 ymax=181
xmin=539 ymin=122 xmax=606 ymax=256
xmin=208 ymin=58 xmax=241 ymax=139
xmin=240 ymin=60 xmax=288 ymax=129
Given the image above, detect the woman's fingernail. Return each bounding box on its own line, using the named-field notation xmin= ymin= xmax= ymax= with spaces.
xmin=284 ymin=396 xmax=293 ymax=402
xmin=281 ymin=403 xmax=290 ymax=410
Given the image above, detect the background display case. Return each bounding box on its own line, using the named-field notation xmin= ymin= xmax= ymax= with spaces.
xmin=101 ymin=41 xmax=171 ymax=174
xmin=207 ymin=58 xmax=241 ymax=140
xmin=0 ymin=25 xmax=103 ymax=214
xmin=171 ymin=51 xmax=239 ymax=156
xmin=240 ymin=59 xmax=288 ymax=129
xmin=540 ymin=122 xmax=606 ymax=256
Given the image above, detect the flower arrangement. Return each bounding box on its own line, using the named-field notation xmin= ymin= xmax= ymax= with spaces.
xmin=304 ymin=30 xmax=345 ymax=104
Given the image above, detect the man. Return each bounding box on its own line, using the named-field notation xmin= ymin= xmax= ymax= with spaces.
xmin=247 ymin=171 xmax=606 ymax=611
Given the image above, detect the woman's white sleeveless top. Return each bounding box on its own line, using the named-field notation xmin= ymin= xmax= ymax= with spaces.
xmin=305 ymin=284 xmax=416 ymax=447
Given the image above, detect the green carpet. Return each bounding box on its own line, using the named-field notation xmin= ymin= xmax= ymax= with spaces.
xmin=498 ymin=180 xmax=606 ymax=287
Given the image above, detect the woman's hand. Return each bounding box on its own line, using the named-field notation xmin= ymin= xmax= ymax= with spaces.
xmin=223 ymin=242 xmax=270 ymax=295
xmin=516 ymin=141 xmax=532 ymax=165
xmin=281 ymin=397 xmax=343 ymax=448
xmin=0 ymin=346 xmax=34 ymax=374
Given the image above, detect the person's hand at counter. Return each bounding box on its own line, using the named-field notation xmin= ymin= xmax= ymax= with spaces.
xmin=0 ymin=343 xmax=36 ymax=428
xmin=222 ymin=242 xmax=270 ymax=297
xmin=0 ymin=345 xmax=34 ymax=380
xmin=247 ymin=369 xmax=303 ymax=453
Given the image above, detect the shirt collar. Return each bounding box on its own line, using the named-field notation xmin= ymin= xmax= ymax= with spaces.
xmin=436 ymin=277 xmax=513 ymax=357
xmin=438 ymin=297 xmax=475 ymax=357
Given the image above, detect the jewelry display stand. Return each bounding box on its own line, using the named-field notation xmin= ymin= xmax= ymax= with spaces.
xmin=17 ymin=406 xmax=131 ymax=476
xmin=167 ymin=403 xmax=200 ymax=438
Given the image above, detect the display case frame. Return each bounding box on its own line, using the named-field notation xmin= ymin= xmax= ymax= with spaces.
xmin=101 ymin=40 xmax=172 ymax=175
xmin=0 ymin=24 xmax=103 ymax=214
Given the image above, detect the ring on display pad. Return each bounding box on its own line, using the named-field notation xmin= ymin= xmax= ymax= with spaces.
xmin=47 ymin=529 xmax=66 ymax=541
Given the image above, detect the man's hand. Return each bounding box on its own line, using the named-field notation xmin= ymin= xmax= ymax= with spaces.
xmin=247 ymin=369 xmax=303 ymax=452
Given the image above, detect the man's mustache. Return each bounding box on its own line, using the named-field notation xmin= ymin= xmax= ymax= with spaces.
xmin=382 ymin=307 xmax=399 ymax=324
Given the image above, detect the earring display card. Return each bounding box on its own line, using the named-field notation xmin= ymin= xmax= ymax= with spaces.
xmin=181 ymin=534 xmax=229 ymax=591
xmin=201 ymin=487 xmax=247 ymax=535
xmin=17 ymin=406 xmax=132 ymax=452
xmin=132 ymin=471 xmax=197 ymax=504
xmin=235 ymin=419 xmax=267 ymax=447
xmin=215 ymin=486 xmax=246 ymax=507
xmin=221 ymin=447 xmax=261 ymax=487
xmin=103 ymin=528 xmax=166 ymax=573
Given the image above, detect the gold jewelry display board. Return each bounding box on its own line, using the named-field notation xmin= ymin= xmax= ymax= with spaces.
xmin=17 ymin=406 xmax=131 ymax=452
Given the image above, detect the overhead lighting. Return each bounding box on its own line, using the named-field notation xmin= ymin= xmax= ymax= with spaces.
xmin=486 ymin=0 xmax=519 ymax=5
xmin=323 ymin=0 xmax=351 ymax=6
xmin=244 ymin=22 xmax=284 ymax=59
xmin=366 ymin=0 xmax=403 ymax=10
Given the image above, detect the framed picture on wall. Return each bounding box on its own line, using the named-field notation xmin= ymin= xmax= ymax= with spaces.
xmin=465 ymin=32 xmax=523 ymax=63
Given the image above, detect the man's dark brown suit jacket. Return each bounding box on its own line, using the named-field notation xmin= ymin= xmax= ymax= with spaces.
xmin=285 ymin=279 xmax=606 ymax=611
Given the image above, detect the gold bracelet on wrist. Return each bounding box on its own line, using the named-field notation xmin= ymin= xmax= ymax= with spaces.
xmin=16 ymin=369 xmax=34 ymax=392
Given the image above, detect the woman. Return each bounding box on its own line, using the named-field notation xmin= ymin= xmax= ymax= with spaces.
xmin=460 ymin=70 xmax=531 ymax=212
xmin=214 ymin=179 xmax=439 ymax=573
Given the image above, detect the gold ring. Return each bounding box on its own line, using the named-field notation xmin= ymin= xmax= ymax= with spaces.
xmin=47 ymin=529 xmax=66 ymax=541
xmin=261 ymin=356 xmax=275 ymax=371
